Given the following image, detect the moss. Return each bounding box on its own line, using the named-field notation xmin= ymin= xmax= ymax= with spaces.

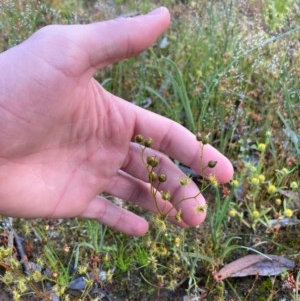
xmin=257 ymin=278 xmax=274 ymax=299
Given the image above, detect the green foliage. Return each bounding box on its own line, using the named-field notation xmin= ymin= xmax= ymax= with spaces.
xmin=0 ymin=0 xmax=59 ymax=50
xmin=262 ymin=0 xmax=294 ymax=31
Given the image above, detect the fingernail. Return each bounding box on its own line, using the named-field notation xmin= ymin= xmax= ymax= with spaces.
xmin=147 ymin=7 xmax=166 ymax=16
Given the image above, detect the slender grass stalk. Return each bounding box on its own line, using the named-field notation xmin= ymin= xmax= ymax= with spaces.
xmin=150 ymin=57 xmax=196 ymax=132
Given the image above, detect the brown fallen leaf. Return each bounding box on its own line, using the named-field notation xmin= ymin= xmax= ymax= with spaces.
xmin=278 ymin=189 xmax=299 ymax=209
xmin=214 ymin=254 xmax=295 ymax=281
xmin=0 ymin=291 xmax=10 ymax=301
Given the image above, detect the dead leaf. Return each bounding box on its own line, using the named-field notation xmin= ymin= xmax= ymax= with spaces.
xmin=214 ymin=254 xmax=295 ymax=281
xmin=269 ymin=217 xmax=300 ymax=228
xmin=278 ymin=189 xmax=299 ymax=209
xmin=0 ymin=291 xmax=10 ymax=301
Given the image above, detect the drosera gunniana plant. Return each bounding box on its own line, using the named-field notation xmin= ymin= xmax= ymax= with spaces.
xmin=133 ymin=132 xmax=223 ymax=224
xmin=227 ymin=130 xmax=299 ymax=232
xmin=0 ymin=245 xmax=59 ymax=301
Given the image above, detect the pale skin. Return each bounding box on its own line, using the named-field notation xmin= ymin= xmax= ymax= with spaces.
xmin=0 ymin=7 xmax=233 ymax=236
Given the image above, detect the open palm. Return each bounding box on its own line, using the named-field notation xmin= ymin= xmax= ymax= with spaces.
xmin=0 ymin=8 xmax=233 ymax=235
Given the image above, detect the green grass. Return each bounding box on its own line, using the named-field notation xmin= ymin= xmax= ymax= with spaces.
xmin=0 ymin=0 xmax=299 ymax=300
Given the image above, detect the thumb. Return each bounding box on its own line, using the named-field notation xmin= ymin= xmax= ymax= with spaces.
xmin=18 ymin=7 xmax=170 ymax=76
xmin=77 ymin=7 xmax=170 ymax=70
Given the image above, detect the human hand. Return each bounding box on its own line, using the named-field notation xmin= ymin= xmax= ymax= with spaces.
xmin=0 ymin=7 xmax=233 ymax=235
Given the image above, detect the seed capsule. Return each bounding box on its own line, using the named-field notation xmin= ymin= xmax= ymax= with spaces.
xmin=134 ymin=134 xmax=144 ymax=144
xmin=158 ymin=173 xmax=167 ymax=183
xmin=144 ymin=138 xmax=153 ymax=148
xmin=147 ymin=156 xmax=159 ymax=168
xmin=208 ymin=160 xmax=218 ymax=168
xmin=161 ymin=191 xmax=171 ymax=201
xmin=148 ymin=171 xmax=158 ymax=182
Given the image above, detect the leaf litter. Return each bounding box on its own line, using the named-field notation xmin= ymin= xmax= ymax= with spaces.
xmin=214 ymin=254 xmax=295 ymax=281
